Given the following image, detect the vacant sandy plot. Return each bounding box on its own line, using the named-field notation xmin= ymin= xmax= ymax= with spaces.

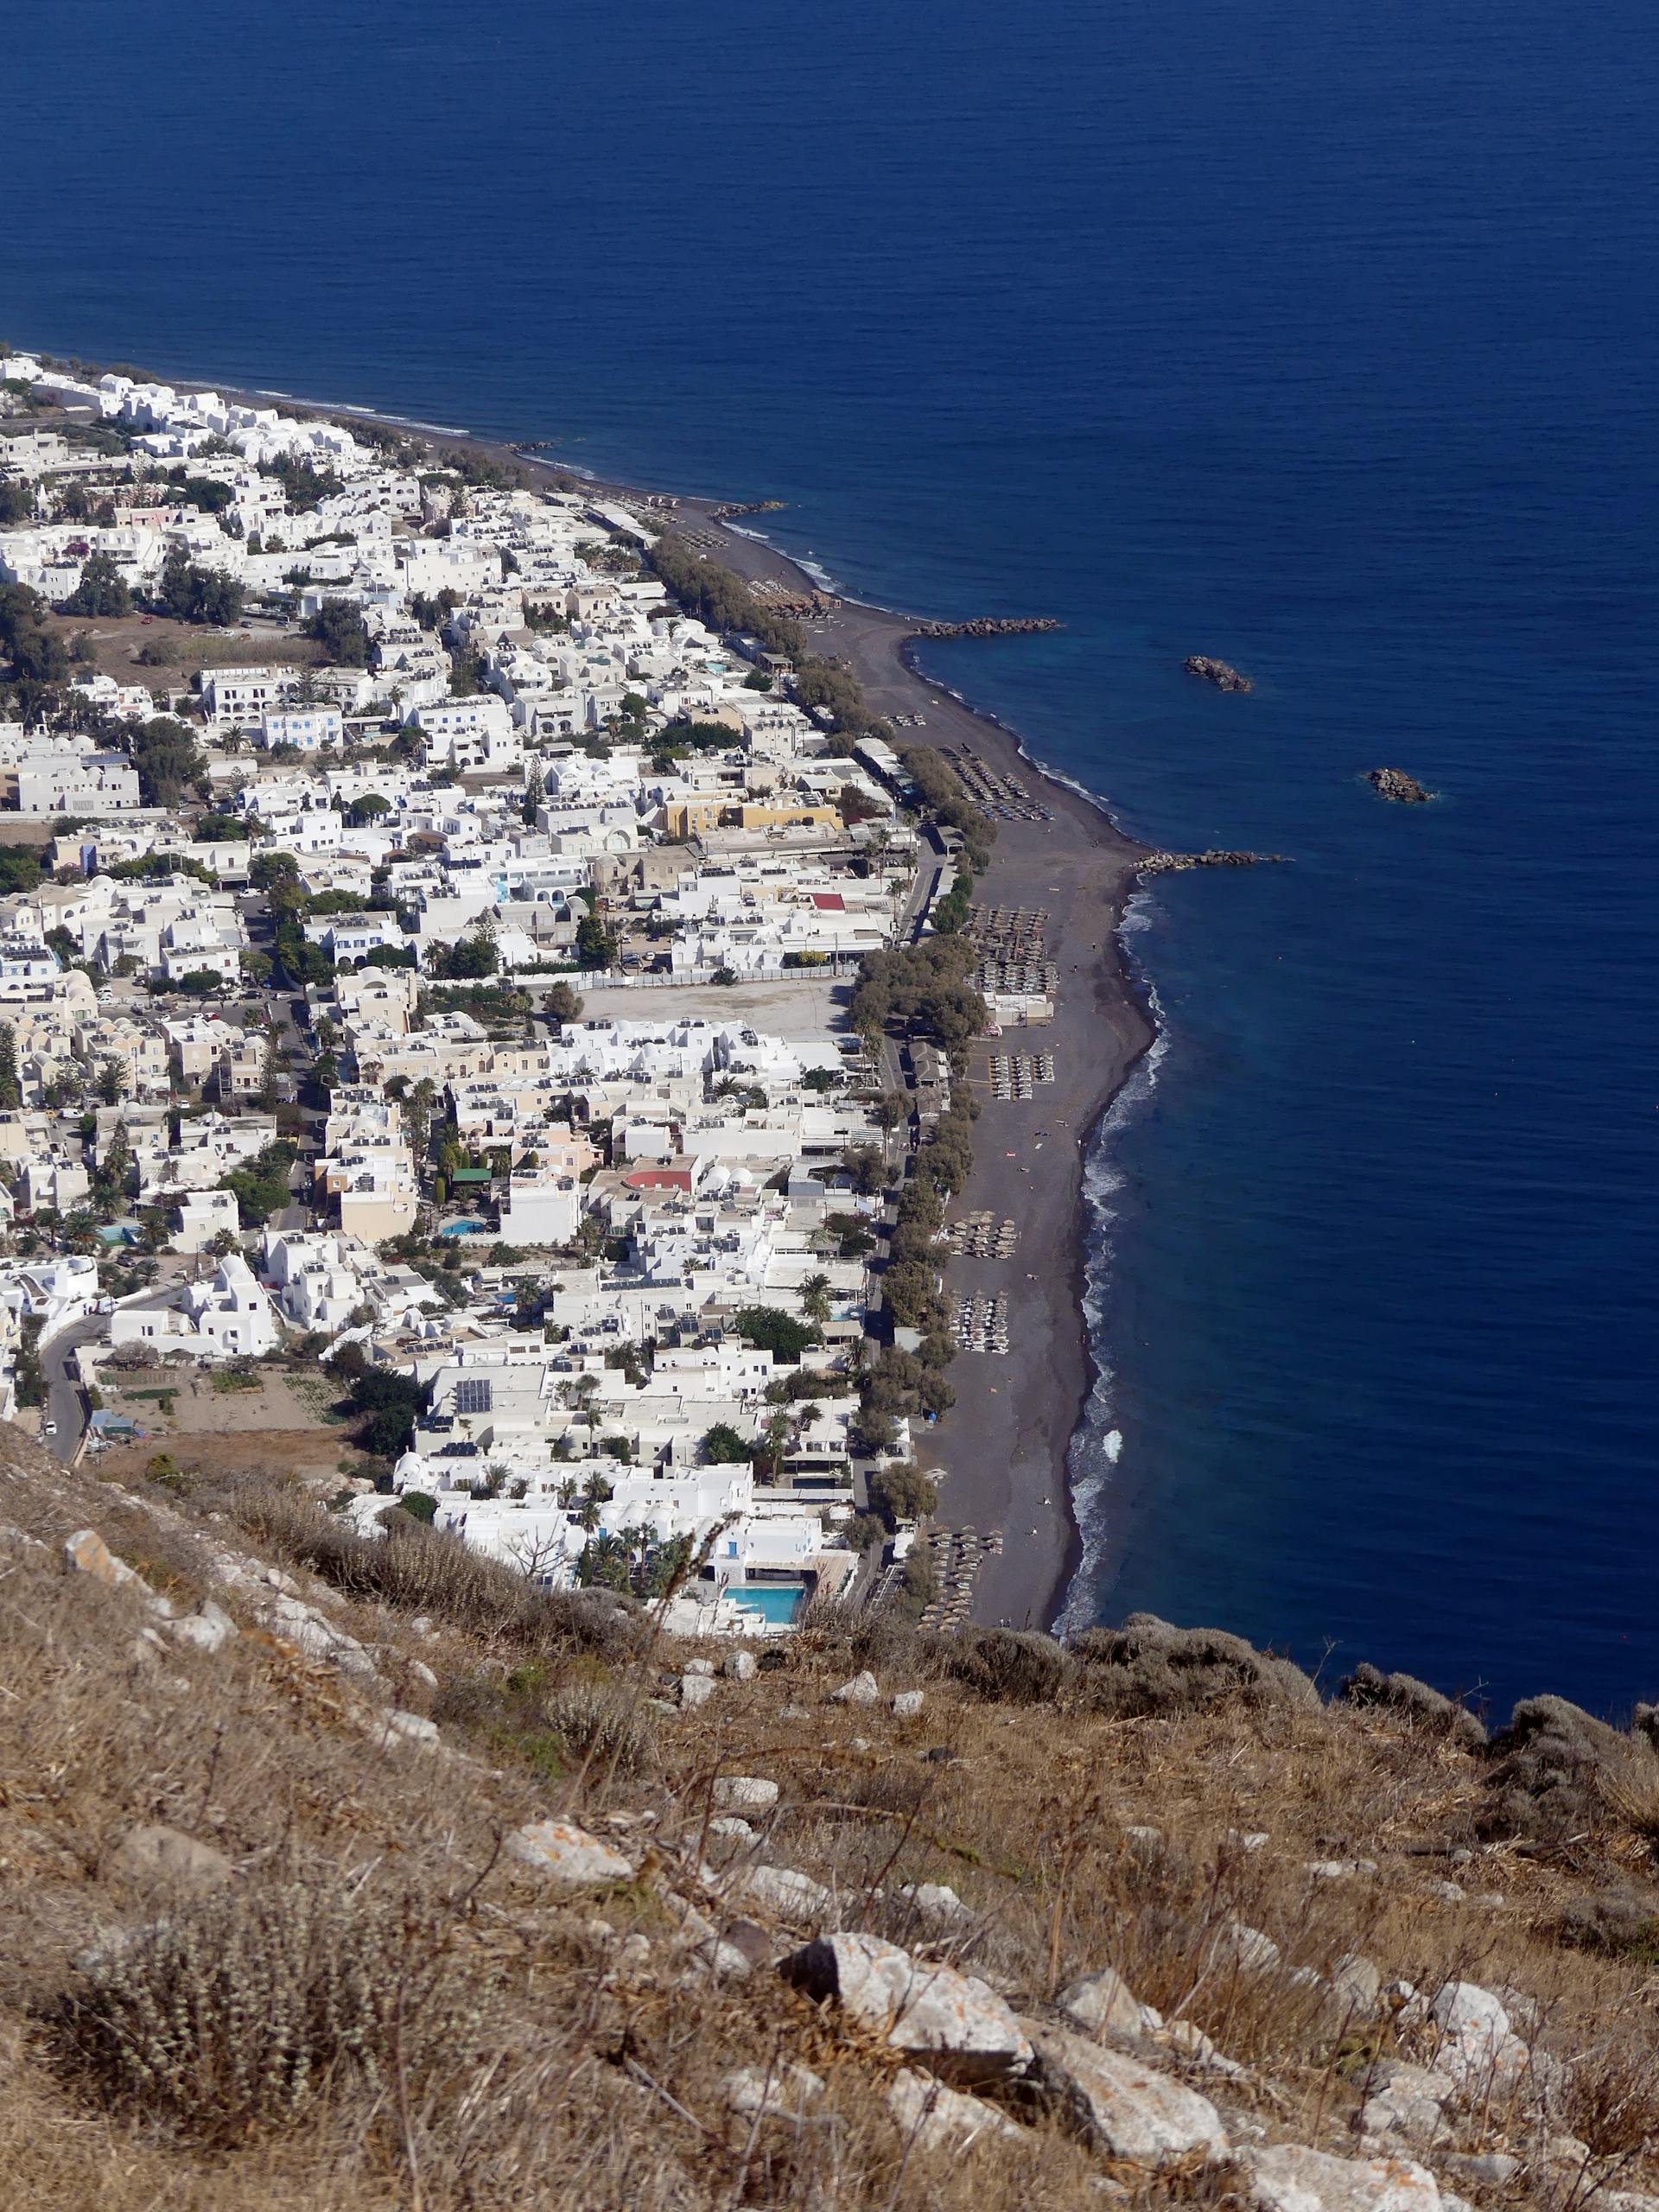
xmin=572 ymin=974 xmax=855 ymax=1042
xmin=42 ymin=611 xmax=322 ymax=685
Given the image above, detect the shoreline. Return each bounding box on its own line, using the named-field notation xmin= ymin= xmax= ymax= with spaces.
xmin=27 ymin=349 xmax=1161 ymax=1632
xmin=648 ymin=500 xmax=1158 ymax=1632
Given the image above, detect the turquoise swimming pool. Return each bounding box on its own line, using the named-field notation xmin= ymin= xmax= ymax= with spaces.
xmin=439 ymin=1218 xmax=486 ymax=1236
xmin=733 ymin=1582 xmax=806 ymax=1625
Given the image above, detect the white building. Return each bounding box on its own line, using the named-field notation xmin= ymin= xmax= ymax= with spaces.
xmin=110 ymin=1253 xmax=283 ymax=1361
xmin=258 ymin=707 xmax=344 ymax=753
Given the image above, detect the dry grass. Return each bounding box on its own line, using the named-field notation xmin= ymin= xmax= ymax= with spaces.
xmin=4 ymin=1439 xmax=1659 ymax=2209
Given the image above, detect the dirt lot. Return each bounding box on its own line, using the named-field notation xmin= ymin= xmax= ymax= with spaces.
xmin=90 ymin=1370 xmax=353 ymax=1488
xmin=42 ymin=611 xmax=322 ymax=685
xmin=92 ymin=1428 xmax=353 ymax=1487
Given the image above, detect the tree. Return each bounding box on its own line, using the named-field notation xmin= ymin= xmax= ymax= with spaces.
xmin=217 ymin=1139 xmax=298 ymax=1229
xmin=60 ymin=550 xmax=132 ymax=618
xmin=841 ymin=1144 xmax=887 ymax=1197
xmin=868 ymin=1461 xmax=939 ymax=1529
xmin=153 ymin=550 xmax=244 ymax=626
xmin=849 ymin=1406 xmax=899 ymax=1459
xmin=346 ymin=791 xmax=391 ymax=826
xmin=701 ymin=1421 xmax=753 ymax=1465
xmin=543 ymin=979 xmax=582 ymax=1026
xmin=0 ymin=1022 xmax=19 ymax=1110
xmin=0 ymin=846 xmax=44 ymax=895
xmin=126 ymin=715 xmax=207 ymax=809
xmin=522 ymin=762 xmax=543 ymax=826
xmin=302 ymin=597 xmax=372 ymax=667
xmin=348 ymin=1366 xmax=428 ymax=1457
xmin=800 ymin=1272 xmax=833 ymax=1325
xmin=575 ymin=912 xmax=620 ymax=970
xmin=733 ymin=1305 xmax=817 ymax=1365
xmin=0 ymin=582 xmax=69 ymax=683
xmin=874 ymin=1091 xmax=911 ymax=1131
xmin=428 ymin=931 xmax=499 ymax=981
xmin=95 ymin=1056 xmax=127 ymax=1106
xmin=399 ymin=1076 xmax=437 ymax=1170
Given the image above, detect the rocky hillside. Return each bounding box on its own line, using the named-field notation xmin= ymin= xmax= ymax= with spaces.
xmin=4 ymin=1423 xmax=1659 ymax=2212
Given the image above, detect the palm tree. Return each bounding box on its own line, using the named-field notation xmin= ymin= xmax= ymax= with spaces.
xmin=800 ymin=1272 xmax=832 ymax=1325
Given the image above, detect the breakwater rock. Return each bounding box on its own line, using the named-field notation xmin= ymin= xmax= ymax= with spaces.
xmin=1185 ymin=655 xmax=1252 ymax=692
xmin=711 ymin=498 xmax=788 ymax=519
xmin=912 ymin=616 xmax=1063 ymax=639
xmin=1369 ymin=766 xmax=1432 ymax=804
xmin=1140 ymin=849 xmax=1288 ymax=874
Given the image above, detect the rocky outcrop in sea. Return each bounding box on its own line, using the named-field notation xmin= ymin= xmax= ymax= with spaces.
xmin=1368 ymin=767 xmax=1432 ymax=803
xmin=1185 ymin=654 xmax=1252 ymax=691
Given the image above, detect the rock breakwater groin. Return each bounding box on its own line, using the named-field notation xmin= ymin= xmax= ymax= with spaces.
xmin=1185 ymin=654 xmax=1252 ymax=691
xmin=912 ymin=616 xmax=1063 ymax=639
xmin=1140 ymin=849 xmax=1288 ymax=874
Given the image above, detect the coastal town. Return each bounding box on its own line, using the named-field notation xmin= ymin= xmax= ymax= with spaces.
xmin=0 ymin=346 xmax=1116 ymax=1636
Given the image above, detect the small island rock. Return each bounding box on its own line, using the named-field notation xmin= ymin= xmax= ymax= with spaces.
xmin=1185 ymin=655 xmax=1252 ymax=692
xmin=1368 ymin=767 xmax=1431 ymax=804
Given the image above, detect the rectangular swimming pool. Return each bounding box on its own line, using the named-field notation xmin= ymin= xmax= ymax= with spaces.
xmin=732 ymin=1581 xmax=806 ymax=1626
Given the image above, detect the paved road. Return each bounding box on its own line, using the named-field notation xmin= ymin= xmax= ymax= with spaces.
xmin=41 ymin=1316 xmax=109 ymax=1463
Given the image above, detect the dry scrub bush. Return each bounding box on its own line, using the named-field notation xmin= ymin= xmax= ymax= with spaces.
xmin=1481 ymin=1693 xmax=1659 ymax=1847
xmin=54 ymin=1882 xmax=493 ymax=2141
xmin=238 ymin=1485 xmax=644 ymax=1660
xmin=434 ymin=1662 xmax=659 ymax=1781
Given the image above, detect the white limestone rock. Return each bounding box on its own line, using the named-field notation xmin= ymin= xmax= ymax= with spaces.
xmin=1214 ymin=1917 xmax=1281 ymax=1972
xmin=165 ymin=1599 xmax=238 ymax=1655
xmin=1331 ymin=1953 xmax=1383 ymax=2015
xmin=1024 ymin=2019 xmax=1229 ymax=2164
xmin=723 ymin=1649 xmax=759 ymax=1681
xmin=1165 ymin=2018 xmax=1249 ymax=2079
xmin=830 ymin=1670 xmax=880 ymax=1706
xmin=721 ymin=2062 xmax=824 ymax=2120
xmin=893 ymin=1689 xmax=925 ymax=1717
xmin=63 ymin=1528 xmax=140 ymax=1590
xmin=505 ymin=1817 xmax=635 ymax=1890
xmin=899 ymin=1880 xmax=973 ymax=1929
xmin=1360 ymin=2093 xmax=1451 ymax=2150
xmin=109 ymin=1822 xmax=233 ymax=1890
xmin=679 ymin=1673 xmax=719 ymax=1708
xmin=712 ymin=1776 xmax=779 ymax=1813
xmin=1245 ymin=2144 xmax=1444 ymax=2212
xmin=887 ymin=2067 xmax=1024 ymax=2151
xmin=1427 ymin=1980 xmax=1528 ymax=2090
xmin=783 ymin=1931 xmax=1033 ymax=2084
xmin=738 ymin=1863 xmax=833 ymax=1923
xmin=381 ymin=1708 xmax=438 ymax=1746
xmin=1056 ymin=1965 xmax=1160 ymax=2044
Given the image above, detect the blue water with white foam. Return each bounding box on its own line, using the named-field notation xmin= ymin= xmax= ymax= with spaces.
xmin=7 ymin=0 xmax=1656 ymax=1716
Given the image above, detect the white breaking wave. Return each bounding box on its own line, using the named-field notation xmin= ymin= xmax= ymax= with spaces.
xmin=254 ymin=387 xmax=470 ymax=435
xmin=1055 ymin=949 xmax=1171 ymax=1638
xmin=723 ymin=525 xmax=842 ymax=596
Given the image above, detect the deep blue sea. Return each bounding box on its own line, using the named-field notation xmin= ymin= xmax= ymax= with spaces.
xmin=8 ymin=0 xmax=1656 ymax=1718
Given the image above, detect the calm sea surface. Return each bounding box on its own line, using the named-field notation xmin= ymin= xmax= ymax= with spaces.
xmin=8 ymin=0 xmax=1656 ymax=1716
